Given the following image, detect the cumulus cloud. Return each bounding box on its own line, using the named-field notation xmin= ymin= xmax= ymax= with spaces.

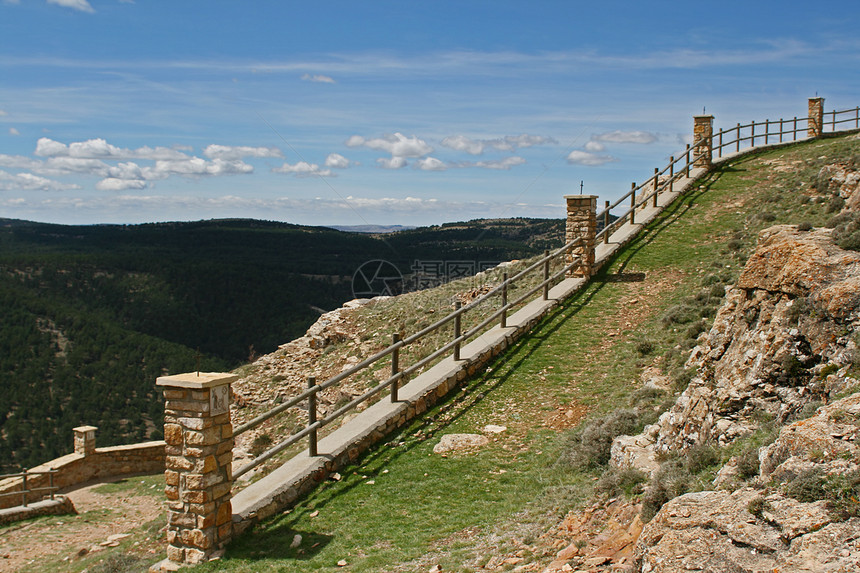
xmin=9 ymin=128 xmax=20 ymax=136
xmin=584 ymin=140 xmax=605 ymax=152
xmin=346 ymin=133 xmax=433 ymax=158
xmin=0 ymin=110 xmax=7 ymax=116
xmin=301 ymin=73 xmax=336 ymax=84
xmin=272 ymin=161 xmax=333 ymax=177
xmin=441 ymin=134 xmax=557 ymax=155
xmin=0 ymin=154 xmax=42 ymax=170
xmin=155 ymin=157 xmax=254 ymax=177
xmin=36 ymin=137 xmax=191 ymax=161
xmin=415 ymin=157 xmax=447 ymax=171
xmin=47 ymin=0 xmax=94 ymax=12
xmin=95 ymin=178 xmax=147 ymax=191
xmin=376 ymin=157 xmax=408 ymax=169
xmin=325 ymin=153 xmax=352 ymax=169
xmin=0 ymin=169 xmax=81 ymax=191
xmin=202 ymin=144 xmax=282 ymax=160
xmin=592 ymin=130 xmax=657 ymax=144
xmin=566 ymin=150 xmax=616 ymax=166
xmin=473 ymin=156 xmax=526 ymax=170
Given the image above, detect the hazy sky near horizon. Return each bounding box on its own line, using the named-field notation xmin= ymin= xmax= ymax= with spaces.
xmin=1 ymin=0 xmax=858 ymax=227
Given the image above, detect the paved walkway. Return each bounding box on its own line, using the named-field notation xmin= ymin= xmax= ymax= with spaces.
xmin=230 ymin=166 xmax=709 ymax=533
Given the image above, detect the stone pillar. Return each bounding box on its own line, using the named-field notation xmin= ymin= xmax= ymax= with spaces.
xmin=808 ymin=97 xmax=825 ymax=138
xmin=693 ymin=115 xmax=714 ymax=169
xmin=156 ymin=372 xmax=237 ymax=566
xmin=73 ymin=425 xmax=97 ymax=456
xmin=565 ymin=195 xmax=597 ymax=278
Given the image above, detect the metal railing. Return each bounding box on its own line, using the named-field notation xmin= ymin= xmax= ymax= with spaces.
xmin=0 ymin=469 xmax=58 ymax=507
xmin=232 ymin=238 xmax=584 ymax=479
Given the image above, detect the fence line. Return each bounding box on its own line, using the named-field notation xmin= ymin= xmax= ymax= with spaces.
xmin=232 ymin=101 xmax=860 ymax=483
xmin=0 ymin=469 xmax=57 ymax=507
xmin=232 ymin=238 xmax=584 ymax=479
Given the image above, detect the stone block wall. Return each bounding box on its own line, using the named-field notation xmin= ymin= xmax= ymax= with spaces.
xmin=0 ymin=427 xmax=165 ymax=510
xmin=565 ymin=195 xmax=597 ymax=278
xmin=157 ymin=372 xmax=236 ymax=566
xmin=693 ymin=115 xmax=714 ymax=168
xmin=808 ymin=97 xmax=825 ymax=138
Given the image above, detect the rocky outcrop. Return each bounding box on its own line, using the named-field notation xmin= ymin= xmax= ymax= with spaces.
xmin=612 ymin=226 xmax=860 ymax=474
xmin=635 ymin=488 xmax=860 ymax=572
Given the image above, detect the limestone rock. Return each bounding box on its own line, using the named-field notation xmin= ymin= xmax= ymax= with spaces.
xmin=634 ymin=489 xmax=855 ymax=572
xmin=432 ymin=434 xmax=489 ymax=454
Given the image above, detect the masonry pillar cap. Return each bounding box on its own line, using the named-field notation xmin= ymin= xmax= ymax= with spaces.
xmin=156 ymin=372 xmax=238 ymax=389
xmin=693 ymin=114 xmax=714 ymax=120
xmin=564 ymin=194 xmax=598 ymax=200
xmin=809 ymin=96 xmax=824 ymax=102
xmin=73 ymin=425 xmax=98 ymax=433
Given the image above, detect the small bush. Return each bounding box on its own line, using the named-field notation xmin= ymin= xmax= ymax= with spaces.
xmin=685 ymin=443 xmax=721 ymax=475
xmin=826 ymin=195 xmax=846 ymax=213
xmin=797 ymin=221 xmax=813 ymax=232
xmin=250 ymin=433 xmax=274 ymax=456
xmin=783 ymin=468 xmax=828 ymax=503
xmin=641 ymin=459 xmax=697 ymax=522
xmin=556 ymin=409 xmax=641 ymax=469
xmin=89 ymin=553 xmax=150 ymax=573
xmin=596 ymin=467 xmax=649 ymax=498
xmin=636 ymin=340 xmax=655 ymax=357
xmin=736 ymin=446 xmax=761 ymax=479
xmin=747 ymin=496 xmax=770 ymax=518
xmin=758 ymin=212 xmax=777 ymax=222
xmin=661 ymin=304 xmax=697 ymax=327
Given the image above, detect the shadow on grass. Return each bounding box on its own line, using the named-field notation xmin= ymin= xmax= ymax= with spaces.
xmin=226 ymin=527 xmax=334 ymax=562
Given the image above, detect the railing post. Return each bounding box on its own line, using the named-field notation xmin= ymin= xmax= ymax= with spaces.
xmin=603 ymin=203 xmax=610 ymax=245
xmin=391 ymin=333 xmax=401 ymax=399
xmin=564 ymin=194 xmax=597 ymax=278
xmin=543 ymin=250 xmax=550 ymax=299
xmin=717 ymin=129 xmax=723 ymax=158
xmin=808 ymin=96 xmax=824 ymax=138
xmin=751 ymin=121 xmax=756 ymax=147
xmin=765 ymin=119 xmax=769 ymax=144
xmin=669 ymin=157 xmax=674 ymax=191
xmin=693 ymin=114 xmax=714 ymax=169
xmin=630 ymin=183 xmax=636 ymax=225
xmin=736 ymin=123 xmax=741 ymax=152
xmin=793 ymin=117 xmax=798 ymax=140
xmin=49 ymin=469 xmax=54 ymax=500
xmin=685 ymin=145 xmax=691 ymax=176
xmin=779 ymin=118 xmax=784 ymax=143
xmin=156 ymin=372 xmax=237 ymax=567
xmin=73 ymin=425 xmax=98 ymax=456
xmin=452 ymin=305 xmax=461 ymax=360
xmin=500 ymin=272 xmax=508 ymax=328
xmin=307 ymin=377 xmax=317 ymax=457
xmin=21 ymin=473 xmax=27 ymax=507
xmin=652 ymin=167 xmax=659 ymax=207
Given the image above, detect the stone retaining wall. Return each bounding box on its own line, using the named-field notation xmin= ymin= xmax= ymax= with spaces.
xmin=0 ymin=427 xmax=164 ymax=510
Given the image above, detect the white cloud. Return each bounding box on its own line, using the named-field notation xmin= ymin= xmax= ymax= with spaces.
xmin=0 ymin=110 xmax=8 ymax=116
xmin=47 ymin=0 xmax=94 ymax=13
xmin=301 ymin=73 xmax=336 ymax=84
xmin=592 ymin=130 xmax=657 ymax=144
xmin=95 ymin=178 xmax=147 ymax=191
xmin=35 ymin=137 xmax=191 ymax=161
xmin=376 ymin=157 xmax=407 ymax=169
xmin=566 ymin=150 xmax=616 ymax=166
xmin=325 ymin=153 xmax=352 ymax=169
xmin=0 ymin=169 xmax=81 ymax=191
xmin=154 ymin=157 xmax=254 ymax=177
xmin=584 ymin=141 xmax=605 ymax=152
xmin=0 ymin=154 xmax=42 ymax=170
xmin=473 ymin=156 xmax=526 ymax=170
xmin=9 ymin=128 xmax=20 ymax=136
xmin=42 ymin=156 xmax=111 ymax=176
xmin=441 ymin=134 xmax=557 ymax=155
xmin=346 ymin=133 xmax=433 ymax=158
xmin=202 ymin=144 xmax=282 ymax=160
xmin=415 ymin=157 xmax=447 ymax=171
xmin=271 ymin=161 xmax=333 ymax=177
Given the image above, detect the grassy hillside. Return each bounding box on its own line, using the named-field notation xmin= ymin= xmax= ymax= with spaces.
xmin=0 ymin=217 xmax=563 ymax=470
xmin=182 ymin=133 xmax=858 ymax=572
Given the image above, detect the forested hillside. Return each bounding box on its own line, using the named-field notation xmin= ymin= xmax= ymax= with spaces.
xmin=0 ymin=217 xmax=563 ymax=470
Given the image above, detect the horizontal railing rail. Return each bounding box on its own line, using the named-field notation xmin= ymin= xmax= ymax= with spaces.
xmin=232 ymin=238 xmax=582 ymax=479
xmin=827 ymin=106 xmax=860 ymax=131
xmin=0 ymin=469 xmax=58 ymax=507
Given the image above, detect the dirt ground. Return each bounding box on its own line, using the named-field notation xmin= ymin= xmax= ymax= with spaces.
xmin=0 ymin=477 xmax=164 ymax=572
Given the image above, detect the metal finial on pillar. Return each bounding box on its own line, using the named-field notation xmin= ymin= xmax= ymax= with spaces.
xmin=579 ymin=180 xmax=584 ymax=194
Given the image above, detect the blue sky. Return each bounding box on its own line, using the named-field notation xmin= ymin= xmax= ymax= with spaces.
xmin=1 ymin=0 xmax=858 ymax=227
